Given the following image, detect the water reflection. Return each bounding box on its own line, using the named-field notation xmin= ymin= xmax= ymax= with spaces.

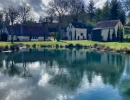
xmin=0 ymin=49 xmax=129 ymax=100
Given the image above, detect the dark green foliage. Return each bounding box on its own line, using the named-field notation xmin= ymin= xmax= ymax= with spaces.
xmin=4 ymin=45 xmax=9 ymax=51
xmin=0 ymin=33 xmax=8 ymax=41
xmin=117 ymin=27 xmax=120 ymax=41
xmin=107 ymin=29 xmax=110 ymax=42
xmin=110 ymin=0 xmax=120 ymax=20
xmin=32 ymin=44 xmax=36 ymax=48
xmin=75 ymin=30 xmax=76 ymax=40
xmin=119 ymin=10 xmax=126 ymax=25
xmin=101 ymin=0 xmax=110 ymax=21
xmin=87 ymin=0 xmax=95 ymax=22
xmin=120 ymin=28 xmax=123 ymax=42
xmin=112 ymin=29 xmax=116 ymax=41
xmin=56 ymin=28 xmax=61 ymax=41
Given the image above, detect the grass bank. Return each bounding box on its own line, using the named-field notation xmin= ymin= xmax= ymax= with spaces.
xmin=0 ymin=40 xmax=130 ymax=50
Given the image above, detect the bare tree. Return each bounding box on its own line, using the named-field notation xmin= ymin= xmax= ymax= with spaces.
xmin=69 ymin=0 xmax=84 ymax=17
xmin=47 ymin=0 xmax=69 ymax=41
xmin=8 ymin=6 xmax=19 ymax=43
xmin=19 ymin=3 xmax=31 ymax=23
xmin=121 ymin=0 xmax=130 ymax=11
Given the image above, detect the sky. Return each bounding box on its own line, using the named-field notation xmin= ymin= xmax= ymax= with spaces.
xmin=0 ymin=0 xmax=107 ymax=21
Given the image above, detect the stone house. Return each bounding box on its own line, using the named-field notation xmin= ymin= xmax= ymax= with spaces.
xmin=92 ymin=20 xmax=124 ymax=41
xmin=5 ymin=24 xmax=51 ymax=41
xmin=66 ymin=22 xmax=87 ymax=40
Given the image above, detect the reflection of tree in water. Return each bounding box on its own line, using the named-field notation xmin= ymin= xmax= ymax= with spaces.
xmin=1 ymin=50 xmax=126 ymax=90
xmin=2 ymin=52 xmax=31 ymax=78
xmin=0 ymin=53 xmax=5 ymax=68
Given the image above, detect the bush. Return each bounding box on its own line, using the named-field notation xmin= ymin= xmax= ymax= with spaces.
xmin=75 ymin=44 xmax=83 ymax=48
xmin=66 ymin=44 xmax=74 ymax=48
xmin=4 ymin=45 xmax=9 ymax=51
xmin=32 ymin=44 xmax=36 ymax=48
xmin=56 ymin=44 xmax=59 ymax=48
xmin=26 ymin=44 xmax=30 ymax=48
xmin=10 ymin=45 xmax=15 ymax=52
xmin=93 ymin=43 xmax=98 ymax=48
xmin=0 ymin=46 xmax=4 ymax=52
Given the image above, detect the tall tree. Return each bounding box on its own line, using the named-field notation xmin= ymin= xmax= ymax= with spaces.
xmin=19 ymin=3 xmax=31 ymax=23
xmin=119 ymin=10 xmax=126 ymax=25
xmin=87 ymin=0 xmax=95 ymax=22
xmin=47 ymin=0 xmax=69 ymax=41
xmin=0 ymin=11 xmax=3 ymax=31
xmin=101 ymin=0 xmax=110 ymax=20
xmin=8 ymin=6 xmax=19 ymax=44
xmin=110 ymin=0 xmax=121 ymax=20
xmin=95 ymin=8 xmax=102 ymax=22
xmin=69 ymin=0 xmax=84 ymax=21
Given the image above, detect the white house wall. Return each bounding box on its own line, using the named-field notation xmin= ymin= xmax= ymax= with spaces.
xmin=66 ymin=23 xmax=87 ymax=40
xmin=101 ymin=20 xmax=124 ymax=41
xmin=101 ymin=29 xmax=114 ymax=41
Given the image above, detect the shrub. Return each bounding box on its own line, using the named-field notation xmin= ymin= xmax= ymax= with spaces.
xmin=26 ymin=44 xmax=30 ymax=48
xmin=10 ymin=45 xmax=15 ymax=52
xmin=4 ymin=45 xmax=9 ymax=51
xmin=75 ymin=44 xmax=83 ymax=48
xmin=93 ymin=43 xmax=98 ymax=48
xmin=66 ymin=44 xmax=74 ymax=48
xmin=0 ymin=46 xmax=4 ymax=52
xmin=32 ymin=44 xmax=36 ymax=48
xmin=56 ymin=44 xmax=59 ymax=48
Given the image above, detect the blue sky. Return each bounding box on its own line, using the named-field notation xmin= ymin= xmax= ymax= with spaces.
xmin=0 ymin=0 xmax=107 ymax=21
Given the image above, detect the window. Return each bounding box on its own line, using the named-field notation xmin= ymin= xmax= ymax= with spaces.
xmin=81 ymin=33 xmax=83 ymax=36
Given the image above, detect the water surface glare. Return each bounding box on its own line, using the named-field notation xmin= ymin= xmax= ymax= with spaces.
xmin=0 ymin=49 xmax=130 ymax=100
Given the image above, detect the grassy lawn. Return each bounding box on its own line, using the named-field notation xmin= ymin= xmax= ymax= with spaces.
xmin=0 ymin=40 xmax=130 ymax=50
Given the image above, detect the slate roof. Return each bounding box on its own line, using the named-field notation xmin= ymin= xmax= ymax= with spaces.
xmin=71 ymin=22 xmax=87 ymax=29
xmin=95 ymin=20 xmax=119 ymax=29
xmin=6 ymin=24 xmax=50 ymax=37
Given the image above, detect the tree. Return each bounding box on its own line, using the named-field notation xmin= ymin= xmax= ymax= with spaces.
xmin=47 ymin=0 xmax=69 ymax=41
xmin=87 ymin=0 xmax=95 ymax=22
xmin=107 ymin=29 xmax=110 ymax=42
xmin=112 ymin=29 xmax=116 ymax=41
xmin=19 ymin=3 xmax=31 ymax=23
xmin=0 ymin=11 xmax=3 ymax=31
xmin=0 ymin=33 xmax=8 ymax=41
xmin=101 ymin=0 xmax=110 ymax=20
xmin=119 ymin=10 xmax=126 ymax=25
xmin=56 ymin=29 xmax=61 ymax=41
xmin=120 ymin=28 xmax=123 ymax=42
xmin=95 ymin=8 xmax=102 ymax=22
xmin=8 ymin=6 xmax=19 ymax=44
xmin=69 ymin=0 xmax=84 ymax=20
xmin=110 ymin=0 xmax=121 ymax=20
xmin=117 ymin=27 xmax=120 ymax=41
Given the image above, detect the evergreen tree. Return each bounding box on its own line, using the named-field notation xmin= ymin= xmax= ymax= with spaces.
xmin=119 ymin=10 xmax=126 ymax=25
xmin=120 ymin=28 xmax=123 ymax=42
xmin=101 ymin=0 xmax=110 ymax=20
xmin=110 ymin=0 xmax=121 ymax=20
xmin=112 ymin=29 xmax=116 ymax=41
xmin=117 ymin=27 xmax=120 ymax=41
xmin=87 ymin=0 xmax=95 ymax=22
xmin=107 ymin=29 xmax=110 ymax=42
xmin=95 ymin=8 xmax=102 ymax=22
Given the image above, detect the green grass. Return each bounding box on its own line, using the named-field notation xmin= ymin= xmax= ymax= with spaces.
xmin=0 ymin=40 xmax=130 ymax=50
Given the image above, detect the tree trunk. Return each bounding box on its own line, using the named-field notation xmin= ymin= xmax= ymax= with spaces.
xmin=11 ymin=22 xmax=14 ymax=44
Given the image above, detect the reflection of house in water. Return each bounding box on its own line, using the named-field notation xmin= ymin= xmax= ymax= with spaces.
xmin=63 ymin=50 xmax=87 ymax=64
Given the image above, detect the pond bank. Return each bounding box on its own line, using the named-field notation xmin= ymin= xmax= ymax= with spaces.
xmin=0 ymin=40 xmax=130 ymax=54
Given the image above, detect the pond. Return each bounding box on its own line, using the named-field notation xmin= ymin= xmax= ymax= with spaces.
xmin=0 ymin=49 xmax=130 ymax=100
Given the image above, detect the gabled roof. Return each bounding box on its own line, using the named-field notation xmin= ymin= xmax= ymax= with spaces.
xmin=71 ymin=22 xmax=87 ymax=29
xmin=6 ymin=24 xmax=50 ymax=36
xmin=95 ymin=20 xmax=120 ymax=29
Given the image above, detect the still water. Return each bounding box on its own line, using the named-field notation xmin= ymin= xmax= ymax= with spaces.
xmin=0 ymin=49 xmax=130 ymax=100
